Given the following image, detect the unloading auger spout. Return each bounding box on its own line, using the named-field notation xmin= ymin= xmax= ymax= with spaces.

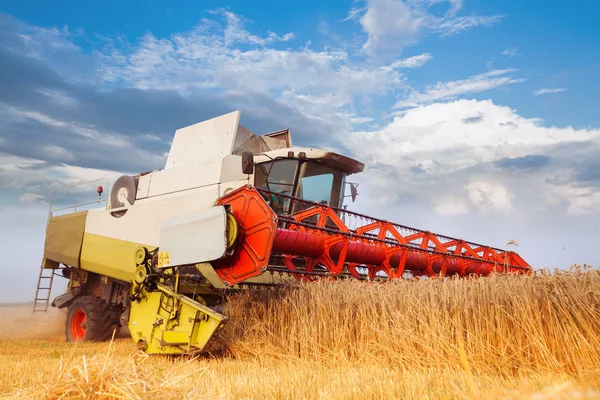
xmin=33 ymin=110 xmax=532 ymax=355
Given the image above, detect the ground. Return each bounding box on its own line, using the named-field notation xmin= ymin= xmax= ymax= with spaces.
xmin=1 ymin=278 xmax=599 ymax=400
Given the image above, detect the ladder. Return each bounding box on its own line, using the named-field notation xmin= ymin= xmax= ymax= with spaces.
xmin=33 ymin=263 xmax=56 ymax=313
xmin=31 ymin=177 xmax=108 ymax=313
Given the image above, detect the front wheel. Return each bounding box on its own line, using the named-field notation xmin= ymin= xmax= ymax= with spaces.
xmin=66 ymin=296 xmax=120 ymax=342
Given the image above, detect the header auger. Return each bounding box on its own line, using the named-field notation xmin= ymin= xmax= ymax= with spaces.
xmin=33 ymin=110 xmax=532 ymax=355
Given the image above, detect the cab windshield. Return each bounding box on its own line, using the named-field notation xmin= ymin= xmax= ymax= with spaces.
xmin=255 ymin=159 xmax=347 ymax=214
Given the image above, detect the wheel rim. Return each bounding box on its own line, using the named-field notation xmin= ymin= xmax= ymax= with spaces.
xmin=71 ymin=309 xmax=87 ymax=340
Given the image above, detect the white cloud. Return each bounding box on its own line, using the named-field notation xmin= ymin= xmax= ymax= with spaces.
xmin=434 ymin=196 xmax=469 ymax=216
xmin=3 ymin=105 xmax=166 ymax=170
xmin=317 ymin=21 xmax=343 ymax=43
xmin=502 ymin=46 xmax=519 ymax=57
xmin=447 ymin=0 xmax=463 ymax=15
xmin=19 ymin=193 xmax=45 ymax=203
xmin=0 ymin=153 xmax=48 ymax=191
xmin=214 ymin=9 xmax=295 ymax=46
xmin=546 ymin=183 xmax=600 ymax=217
xmin=351 ymin=0 xmax=502 ymax=61
xmin=533 ymin=87 xmax=567 ymax=96
xmin=36 ymin=88 xmax=79 ymax=107
xmin=18 ymin=24 xmax=81 ymax=56
xmin=7 ymin=107 xmax=68 ymax=128
xmin=466 ymin=181 xmax=513 ymax=213
xmin=417 ymin=0 xmax=463 ymax=16
xmin=345 ymin=6 xmax=368 ymax=21
xmin=358 ymin=0 xmax=425 ymax=59
xmin=98 ymin=10 xmax=432 ymax=128
xmin=348 ymin=99 xmax=600 ymax=217
xmin=0 ymin=153 xmax=124 ymax=205
xmin=432 ymin=14 xmax=503 ymax=36
xmin=394 ymin=69 xmax=525 ymax=108
xmin=43 ymin=145 xmax=76 ymax=161
xmin=386 ymin=53 xmax=432 ymax=69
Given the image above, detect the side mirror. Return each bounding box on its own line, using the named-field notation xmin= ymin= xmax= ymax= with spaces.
xmin=241 ymin=151 xmax=254 ymax=175
xmin=348 ymin=182 xmax=359 ymax=202
xmin=350 ymin=184 xmax=358 ymax=202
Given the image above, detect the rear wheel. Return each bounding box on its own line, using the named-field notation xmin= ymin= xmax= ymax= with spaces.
xmin=66 ymin=296 xmax=120 ymax=342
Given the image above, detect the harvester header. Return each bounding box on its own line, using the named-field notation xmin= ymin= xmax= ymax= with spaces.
xmin=33 ymin=110 xmax=532 ymax=355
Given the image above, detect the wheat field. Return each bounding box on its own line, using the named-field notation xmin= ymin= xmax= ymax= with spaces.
xmin=1 ymin=265 xmax=599 ymax=399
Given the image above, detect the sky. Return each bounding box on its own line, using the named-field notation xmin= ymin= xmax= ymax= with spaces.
xmin=0 ymin=0 xmax=599 ymax=302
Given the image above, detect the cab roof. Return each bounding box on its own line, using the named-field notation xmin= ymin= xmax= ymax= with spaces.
xmin=253 ymin=147 xmax=365 ymax=175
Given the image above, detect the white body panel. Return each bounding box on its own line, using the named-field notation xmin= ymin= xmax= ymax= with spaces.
xmin=136 ymin=174 xmax=152 ymax=199
xmin=219 ymin=180 xmax=250 ymax=197
xmin=159 ymin=206 xmax=228 ymax=267
xmin=86 ymin=185 xmax=219 ymax=246
xmin=82 ymin=110 xmax=363 ymax=251
xmin=219 ymin=154 xmax=248 ymax=183
xmin=147 ymin=160 xmax=222 ymax=198
xmin=164 ymin=110 xmax=241 ymax=169
xmin=136 ymin=155 xmax=247 ymax=201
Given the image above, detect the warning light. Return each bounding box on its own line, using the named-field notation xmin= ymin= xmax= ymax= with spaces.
xmin=97 ymin=185 xmax=103 ymax=198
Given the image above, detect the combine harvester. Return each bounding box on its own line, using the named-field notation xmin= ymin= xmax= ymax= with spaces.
xmin=33 ymin=111 xmax=532 ymax=355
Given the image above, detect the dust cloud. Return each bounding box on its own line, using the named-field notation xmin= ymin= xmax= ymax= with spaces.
xmin=0 ymin=305 xmax=66 ymax=339
xmin=0 ymin=305 xmax=131 ymax=341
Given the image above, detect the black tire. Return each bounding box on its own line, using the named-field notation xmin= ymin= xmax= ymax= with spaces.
xmin=65 ymin=296 xmax=120 ymax=342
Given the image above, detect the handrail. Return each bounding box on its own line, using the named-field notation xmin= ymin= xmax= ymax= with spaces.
xmin=50 ymin=199 xmax=107 ymax=213
xmin=46 ymin=178 xmax=109 ymax=224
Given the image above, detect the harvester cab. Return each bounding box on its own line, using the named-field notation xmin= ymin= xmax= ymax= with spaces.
xmin=33 ymin=110 xmax=532 ymax=356
xmin=252 ymin=150 xmax=361 ymax=215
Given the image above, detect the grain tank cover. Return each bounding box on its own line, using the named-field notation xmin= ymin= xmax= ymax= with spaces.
xmin=164 ymin=110 xmax=242 ymax=169
xmin=163 ymin=110 xmax=294 ymax=170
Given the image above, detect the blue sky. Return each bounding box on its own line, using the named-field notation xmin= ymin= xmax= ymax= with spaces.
xmin=0 ymin=0 xmax=599 ymax=301
xmin=3 ymin=0 xmax=599 ymax=128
